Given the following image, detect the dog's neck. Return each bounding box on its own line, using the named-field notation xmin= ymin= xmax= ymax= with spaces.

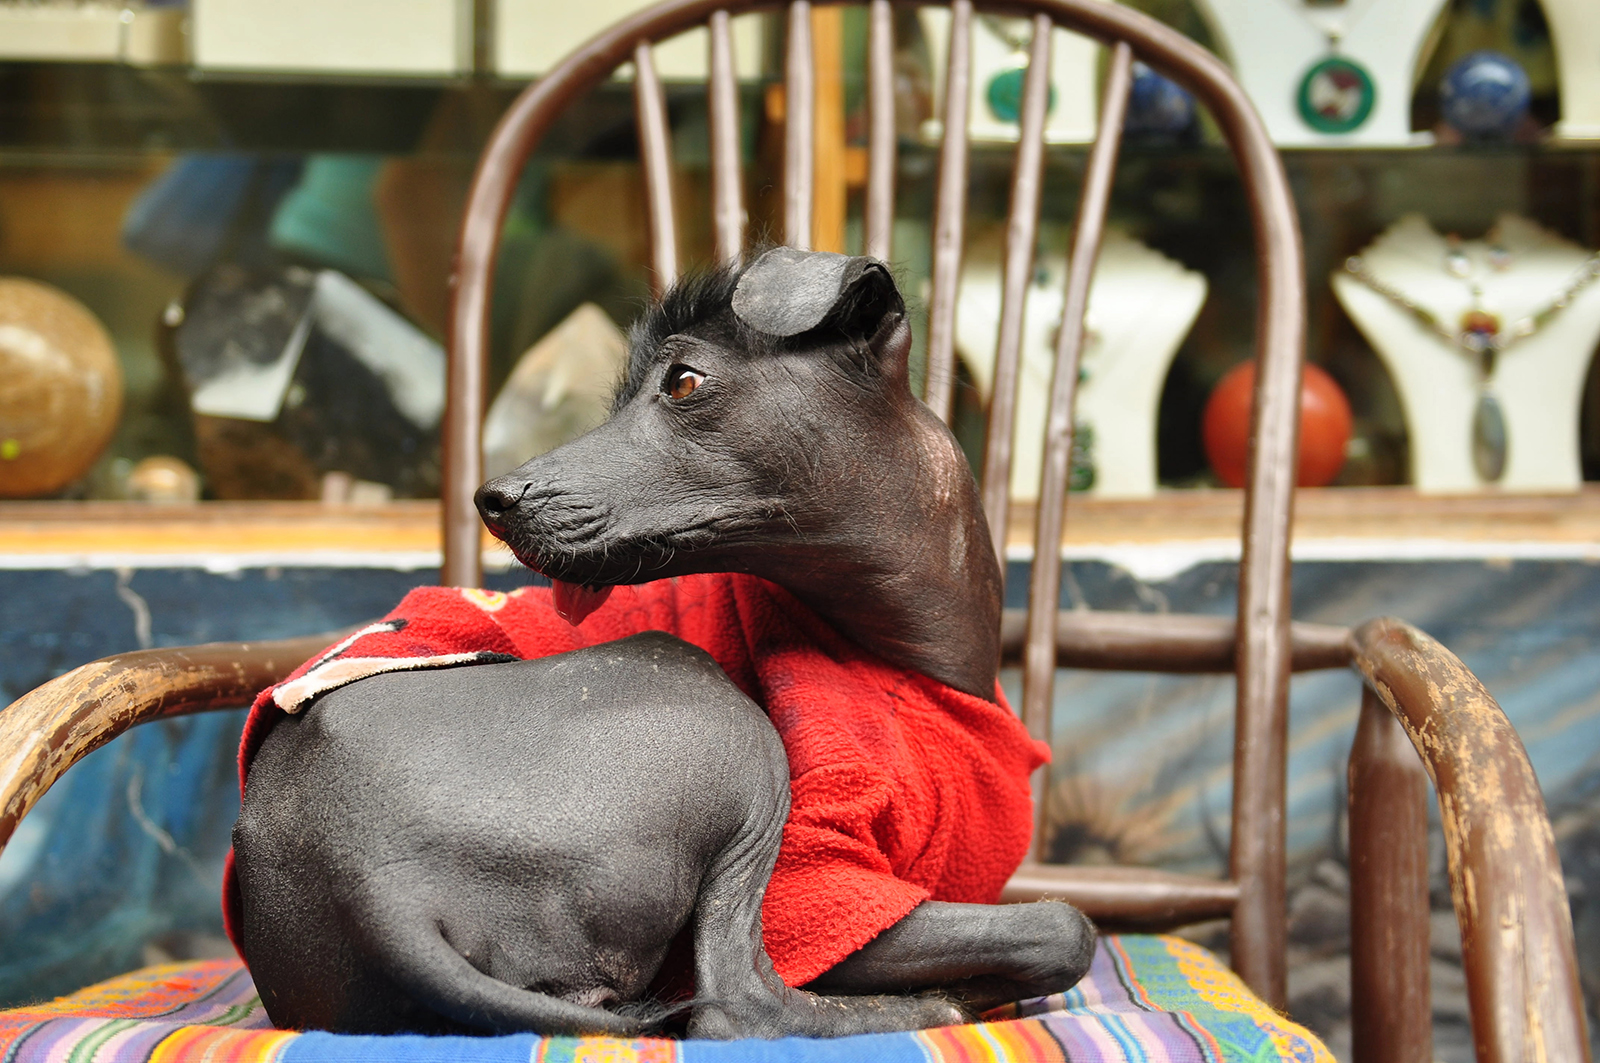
xmin=765 ymin=408 xmax=1004 ymax=702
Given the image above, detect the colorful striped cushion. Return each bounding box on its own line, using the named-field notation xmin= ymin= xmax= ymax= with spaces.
xmin=0 ymin=935 xmax=1332 ymax=1062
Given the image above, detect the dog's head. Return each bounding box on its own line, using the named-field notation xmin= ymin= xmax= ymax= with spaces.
xmin=477 ymin=248 xmax=940 ymax=622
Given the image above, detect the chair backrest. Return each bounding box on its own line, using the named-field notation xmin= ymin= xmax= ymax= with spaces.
xmin=440 ymin=0 xmax=1306 ymax=1008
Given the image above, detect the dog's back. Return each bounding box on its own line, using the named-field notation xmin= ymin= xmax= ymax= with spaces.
xmin=234 ymin=633 xmax=789 ymax=1035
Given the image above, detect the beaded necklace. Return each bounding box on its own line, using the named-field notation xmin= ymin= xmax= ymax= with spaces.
xmin=1343 ymin=244 xmax=1600 ymax=481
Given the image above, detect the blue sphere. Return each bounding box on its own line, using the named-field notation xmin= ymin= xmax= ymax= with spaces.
xmin=1440 ymin=50 xmax=1531 ymax=139
xmin=1125 ymin=62 xmax=1196 ymax=140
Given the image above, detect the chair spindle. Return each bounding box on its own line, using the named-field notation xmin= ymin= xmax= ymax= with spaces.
xmin=708 ymin=10 xmax=745 ymax=266
xmin=864 ymin=0 xmax=896 ymax=262
xmin=1348 ymin=685 xmax=1433 ymax=1063
xmin=784 ymin=1 xmax=815 ymax=249
xmin=981 ymin=12 xmax=1053 ymax=566
xmin=1020 ymin=40 xmax=1135 ymax=858
xmin=633 ymin=41 xmax=679 ymax=295
xmin=923 ymin=0 xmax=973 ymax=422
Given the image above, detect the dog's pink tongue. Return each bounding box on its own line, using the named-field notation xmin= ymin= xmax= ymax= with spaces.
xmin=550 ymin=580 xmax=613 ymax=626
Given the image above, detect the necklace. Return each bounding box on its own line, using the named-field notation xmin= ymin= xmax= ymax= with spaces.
xmin=978 ymin=15 xmax=1054 ymax=125
xmin=1344 ymin=247 xmax=1600 ymax=482
xmin=1288 ymin=1 xmax=1377 ymax=134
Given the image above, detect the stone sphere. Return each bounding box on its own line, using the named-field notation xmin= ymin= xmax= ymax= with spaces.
xmin=0 ymin=278 xmax=123 ymax=498
xmin=1203 ymin=361 xmax=1352 ymax=489
xmin=127 ymin=455 xmax=201 ymax=503
xmin=1440 ymin=50 xmax=1531 ymax=140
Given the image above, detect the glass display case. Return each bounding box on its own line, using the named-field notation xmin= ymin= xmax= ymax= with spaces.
xmin=0 ymin=0 xmax=1596 ymax=515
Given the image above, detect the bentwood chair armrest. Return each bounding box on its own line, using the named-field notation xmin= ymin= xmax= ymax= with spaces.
xmin=1347 ymin=617 xmax=1590 ymax=1063
xmin=999 ymin=609 xmax=1350 ymax=673
xmin=0 ymin=632 xmax=346 ymax=861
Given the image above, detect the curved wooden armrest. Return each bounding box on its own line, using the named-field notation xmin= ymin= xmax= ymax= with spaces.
xmin=1349 ymin=617 xmax=1590 ymax=1063
xmin=1002 ymin=862 xmax=1239 ymax=931
xmin=999 ymin=608 xmax=1350 ymax=673
xmin=0 ymin=632 xmax=344 ymax=858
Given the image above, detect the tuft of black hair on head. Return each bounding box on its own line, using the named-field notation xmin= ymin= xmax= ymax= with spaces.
xmin=614 ymin=263 xmax=745 ymax=413
xmin=613 ymin=248 xmax=907 ymax=412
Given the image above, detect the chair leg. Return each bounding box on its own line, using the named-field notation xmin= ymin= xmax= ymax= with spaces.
xmin=1348 ymin=685 xmax=1432 ymax=1063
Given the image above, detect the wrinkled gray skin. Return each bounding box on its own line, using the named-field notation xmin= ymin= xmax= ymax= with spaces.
xmin=232 ymin=251 xmax=1095 ymax=1039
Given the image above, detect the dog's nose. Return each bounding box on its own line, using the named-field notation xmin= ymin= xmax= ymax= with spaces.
xmin=475 ymin=478 xmax=530 ymax=527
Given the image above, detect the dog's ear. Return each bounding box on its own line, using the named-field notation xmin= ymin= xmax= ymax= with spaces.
xmin=731 ymin=248 xmax=903 ymax=342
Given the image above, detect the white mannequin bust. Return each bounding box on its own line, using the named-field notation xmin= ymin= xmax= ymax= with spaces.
xmin=918 ymin=8 xmax=1097 ymax=144
xmin=1332 ymin=214 xmax=1600 ymax=494
xmin=1539 ymin=0 xmax=1600 ymax=140
xmin=1188 ymin=0 xmax=1447 ymax=147
xmin=956 ymin=229 xmax=1207 ymax=500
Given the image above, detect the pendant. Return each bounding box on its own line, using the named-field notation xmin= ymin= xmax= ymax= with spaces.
xmin=1459 ymin=308 xmax=1501 ymax=354
xmin=1296 ymin=56 xmax=1376 ymax=134
xmin=1472 ymin=391 xmax=1507 ymax=483
xmin=985 ymin=58 xmax=1056 ymax=124
xmin=1069 ymin=422 xmax=1095 ymax=492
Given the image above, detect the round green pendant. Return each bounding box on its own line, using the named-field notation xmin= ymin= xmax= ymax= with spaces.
xmin=1295 ymin=56 xmax=1376 ymax=134
xmin=985 ymin=64 xmax=1056 ymax=124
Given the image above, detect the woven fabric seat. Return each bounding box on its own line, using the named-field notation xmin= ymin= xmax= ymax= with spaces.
xmin=0 ymin=935 xmax=1330 ymax=1062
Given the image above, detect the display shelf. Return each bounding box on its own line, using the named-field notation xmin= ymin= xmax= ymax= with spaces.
xmin=4 ymin=488 xmax=1598 ymax=572
xmin=1004 ymin=485 xmax=1600 ymax=578
xmin=0 ymin=500 xmax=457 ymax=566
xmin=0 ymin=62 xmax=762 ymax=157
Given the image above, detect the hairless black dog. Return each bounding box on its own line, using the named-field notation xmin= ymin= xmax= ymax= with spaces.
xmin=232 ymin=249 xmax=1095 ymax=1039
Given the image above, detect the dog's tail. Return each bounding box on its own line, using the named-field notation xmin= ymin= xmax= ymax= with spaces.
xmin=370 ymin=919 xmax=655 ymax=1037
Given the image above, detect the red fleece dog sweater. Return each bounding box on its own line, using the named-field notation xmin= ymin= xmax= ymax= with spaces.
xmin=224 ymin=572 xmax=1048 ymax=987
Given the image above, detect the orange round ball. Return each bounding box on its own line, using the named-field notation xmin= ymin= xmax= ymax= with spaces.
xmin=1202 ymin=361 xmax=1353 ymax=489
xmin=0 ymin=278 xmax=123 ymax=498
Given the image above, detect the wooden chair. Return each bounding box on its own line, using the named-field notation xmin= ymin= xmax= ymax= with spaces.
xmin=1 ymin=2 xmax=1588 ymax=1061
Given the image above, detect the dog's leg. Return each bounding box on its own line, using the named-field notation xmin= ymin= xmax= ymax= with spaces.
xmin=685 ymin=731 xmax=965 ymax=1039
xmin=804 ymin=900 xmax=1097 ymax=1011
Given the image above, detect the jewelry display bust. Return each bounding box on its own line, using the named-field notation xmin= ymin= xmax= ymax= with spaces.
xmin=1188 ymin=0 xmax=1447 ymax=147
xmin=918 ymin=9 xmax=1096 ymax=144
xmin=1332 ymin=214 xmax=1600 ymax=494
xmin=956 ymin=230 xmax=1207 ymax=500
xmin=1539 ymin=0 xmax=1600 ymax=140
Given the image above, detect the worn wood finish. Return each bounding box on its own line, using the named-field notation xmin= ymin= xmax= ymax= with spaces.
xmin=1348 ymin=684 xmax=1432 ymax=1063
xmin=998 ymin=610 xmax=1349 ymax=673
xmin=783 ymin=1 xmax=814 ymax=250
xmin=981 ymin=13 xmax=1053 ymax=564
xmin=1021 ymin=42 xmax=1133 ymax=861
xmin=922 ymin=0 xmax=972 ymax=422
xmin=634 ymin=42 xmax=679 ymax=296
xmin=863 ymin=0 xmax=895 ymax=262
xmin=1351 ymin=617 xmax=1591 ymax=1063
xmin=707 ymin=9 xmax=744 ymax=265
xmin=1001 ymin=863 xmax=1240 ymax=931
xmin=0 ymin=635 xmax=340 ymax=858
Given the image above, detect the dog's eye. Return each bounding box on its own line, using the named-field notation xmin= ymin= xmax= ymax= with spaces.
xmin=664 ymin=365 xmax=705 ymax=400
